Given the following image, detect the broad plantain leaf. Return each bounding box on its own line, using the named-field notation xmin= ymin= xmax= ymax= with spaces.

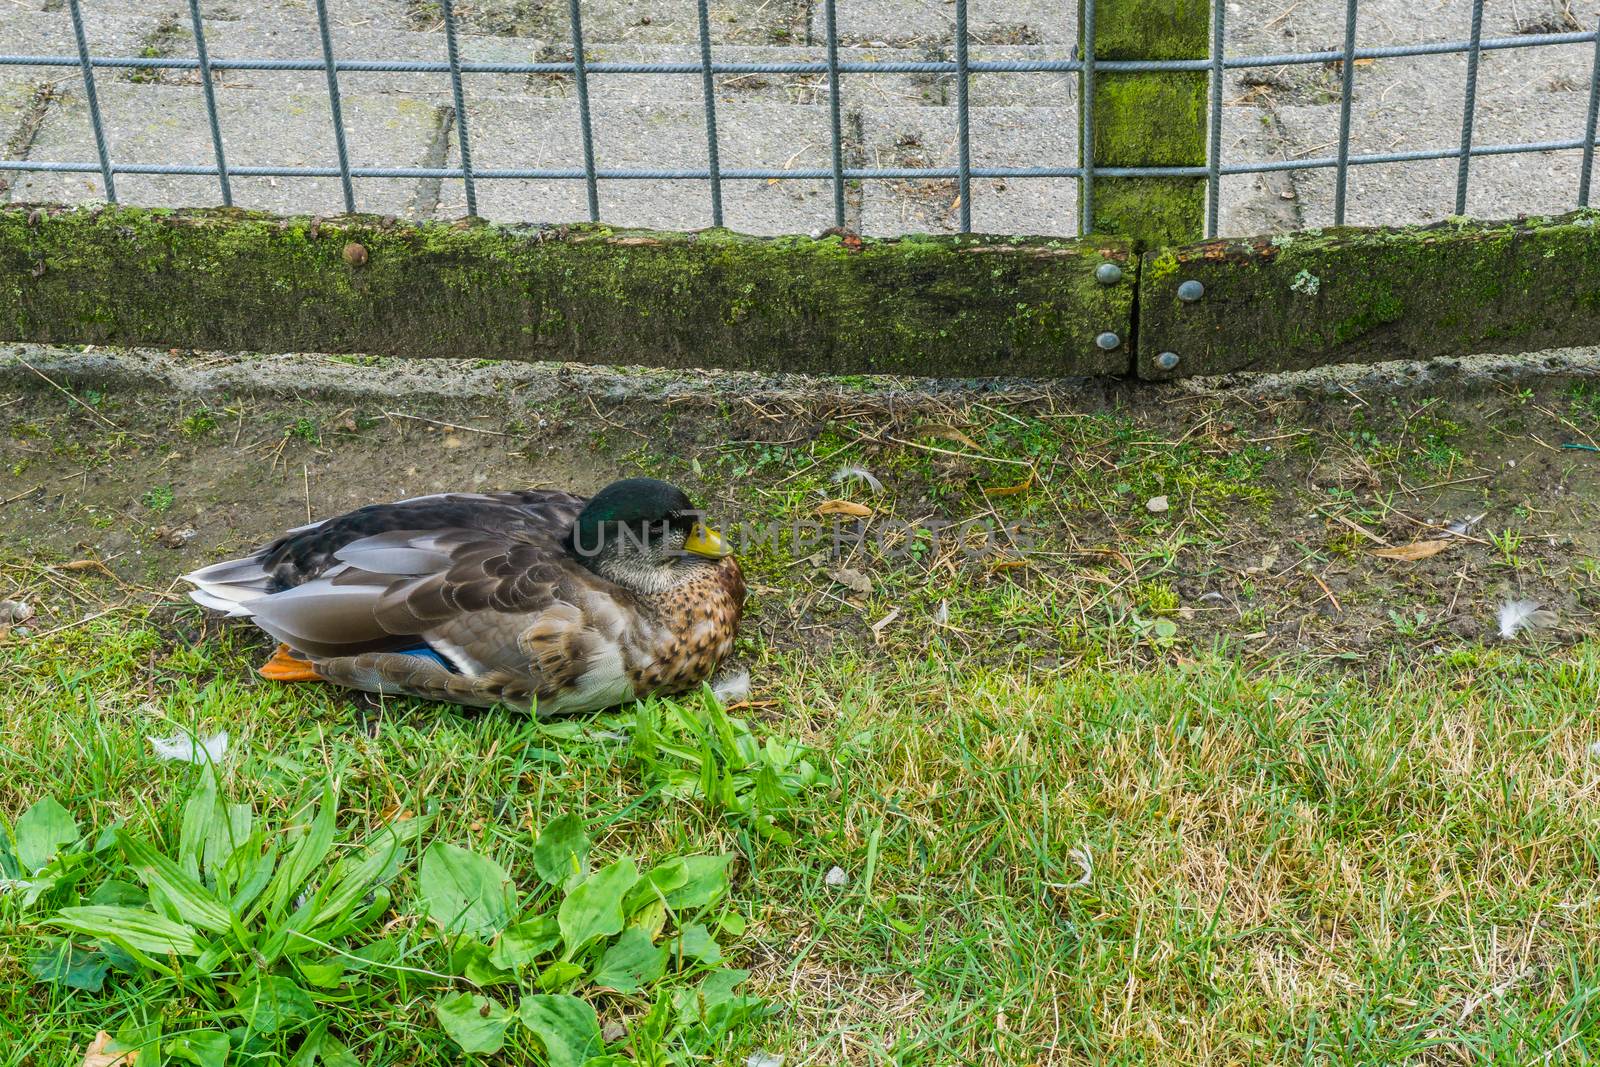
xmin=538 ymin=959 xmax=586 ymax=992
xmin=27 ymin=938 xmax=110 ymax=991
xmin=662 ymin=855 xmax=732 ymax=911
xmin=296 ymin=956 xmax=347 ymax=989
xmin=178 ymin=767 xmax=221 ymax=878
xmin=420 ymin=841 xmax=515 ymax=939
xmin=235 ymin=974 xmax=314 ymax=1033
xmin=489 ymin=915 xmax=561 ymax=971
xmin=533 ymin=815 xmax=591 ymax=888
xmin=15 ymin=797 xmax=77 ymax=873
xmin=518 ymin=993 xmax=603 ymax=1067
xmin=557 ymin=858 xmax=639 ymax=958
xmin=90 ymin=879 xmax=147 ymax=907
xmin=48 ymin=905 xmax=203 ymax=956
xmin=167 ymin=1031 xmax=230 ymax=1067
xmin=118 ymin=831 xmax=235 ymax=935
xmin=435 ymin=991 xmax=512 ymax=1054
xmin=675 ymin=968 xmax=771 ymax=1045
xmin=671 ymin=923 xmax=722 ymax=966
xmin=450 ymin=938 xmax=513 ymax=987
xmin=623 ymin=859 xmax=690 ymax=915
xmin=593 ymin=927 xmax=667 ymax=993
xmin=267 ymin=787 xmax=337 ymax=918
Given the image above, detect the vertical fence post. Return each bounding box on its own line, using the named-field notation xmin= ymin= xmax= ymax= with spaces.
xmin=1078 ymin=0 xmax=1208 ymax=246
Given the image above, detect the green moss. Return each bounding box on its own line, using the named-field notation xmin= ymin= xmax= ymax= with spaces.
xmin=1092 ymin=74 xmax=1206 ymax=167
xmin=1138 ymin=208 xmax=1600 ymax=377
xmin=1093 ymin=180 xmax=1206 ymax=249
xmin=1079 ymin=3 xmax=1208 ymax=246
xmin=0 ymin=205 xmax=1136 ymax=378
xmin=1086 ymin=0 xmax=1210 ymax=59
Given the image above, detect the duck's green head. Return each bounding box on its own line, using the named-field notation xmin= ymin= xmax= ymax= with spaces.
xmin=570 ymin=477 xmax=731 ymax=588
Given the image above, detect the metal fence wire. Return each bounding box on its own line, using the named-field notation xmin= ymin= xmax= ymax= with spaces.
xmin=0 ymin=0 xmax=1597 ymax=240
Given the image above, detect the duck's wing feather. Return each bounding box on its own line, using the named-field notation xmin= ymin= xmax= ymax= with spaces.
xmin=229 ymin=526 xmax=627 ymax=687
xmin=256 ymin=490 xmax=586 ymax=590
xmin=184 ymin=490 xmax=586 ymax=613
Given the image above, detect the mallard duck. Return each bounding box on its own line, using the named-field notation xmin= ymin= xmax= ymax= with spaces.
xmin=184 ymin=477 xmax=744 ymax=716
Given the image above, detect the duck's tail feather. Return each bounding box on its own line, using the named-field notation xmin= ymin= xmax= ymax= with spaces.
xmin=183 ymin=554 xmax=274 ymax=617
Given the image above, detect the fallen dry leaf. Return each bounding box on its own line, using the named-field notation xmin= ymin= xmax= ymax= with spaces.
xmin=81 ymin=1032 xmax=137 ymax=1067
xmin=816 ymin=499 xmax=873 ymax=518
xmin=919 ymin=424 xmax=982 ymax=450
xmin=984 ymin=474 xmax=1034 ymax=498
xmin=1369 ymin=540 xmax=1454 ymax=562
xmin=60 ymin=559 xmax=114 ymax=574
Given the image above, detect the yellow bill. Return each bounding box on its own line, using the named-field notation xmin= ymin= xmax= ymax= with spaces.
xmin=684 ymin=520 xmax=733 ymax=558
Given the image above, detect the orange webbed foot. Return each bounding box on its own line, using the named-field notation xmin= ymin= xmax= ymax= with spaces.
xmin=259 ymin=643 xmax=323 ymax=683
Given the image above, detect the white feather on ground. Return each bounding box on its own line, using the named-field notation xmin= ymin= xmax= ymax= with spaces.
xmin=831 ymin=464 xmax=884 ymax=494
xmin=148 ymin=730 xmax=230 ymax=764
xmin=1498 ymin=600 xmax=1558 ymax=640
xmin=710 ymin=669 xmax=751 ymax=705
xmin=1068 ymin=847 xmax=1093 ymax=888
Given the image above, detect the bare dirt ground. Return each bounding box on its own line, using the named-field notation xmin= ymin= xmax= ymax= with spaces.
xmin=5 ymin=343 xmax=1600 ymax=670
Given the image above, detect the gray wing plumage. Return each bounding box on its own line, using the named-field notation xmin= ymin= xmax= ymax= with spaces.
xmin=183 ymin=490 xmax=604 ymax=672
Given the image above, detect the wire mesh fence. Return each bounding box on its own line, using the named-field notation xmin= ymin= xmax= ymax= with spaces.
xmin=0 ymin=0 xmax=1596 ymax=240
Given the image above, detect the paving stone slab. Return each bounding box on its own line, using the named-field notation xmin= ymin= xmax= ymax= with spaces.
xmin=0 ymin=10 xmax=156 ymax=192
xmin=1224 ymin=0 xmax=1585 ymax=56
xmin=809 ymin=0 xmax=1074 ymax=48
xmin=430 ymin=0 xmax=808 ymax=44
xmin=147 ymin=15 xmax=542 ymax=97
xmin=964 ymin=46 xmax=1074 ymax=108
xmin=857 ymin=105 xmax=1078 ymax=235
xmin=504 ymin=43 xmax=934 ymax=106
xmin=1275 ymin=49 xmax=1596 ymax=227
xmin=433 ymin=98 xmax=836 ymax=232
xmin=32 ymin=0 xmax=419 ymax=33
xmin=11 ymin=81 xmax=441 ymax=215
xmin=1214 ymin=104 xmax=1305 ymax=237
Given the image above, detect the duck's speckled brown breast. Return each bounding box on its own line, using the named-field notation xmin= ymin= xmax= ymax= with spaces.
xmin=631 ymin=556 xmax=746 ymax=696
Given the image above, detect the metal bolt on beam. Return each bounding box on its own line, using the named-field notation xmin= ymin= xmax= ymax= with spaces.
xmin=1095 ymin=262 xmax=1124 ymax=285
xmin=1096 ymin=331 xmax=1122 ymax=350
xmin=1155 ymin=351 xmax=1180 ymax=371
xmin=1177 ymin=280 xmax=1205 ymax=302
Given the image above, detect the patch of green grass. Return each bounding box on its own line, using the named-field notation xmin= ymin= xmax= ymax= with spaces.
xmin=6 ymin=611 xmax=1600 ymax=1065
xmin=179 ymin=409 xmax=219 ymax=438
xmin=139 ymin=484 xmax=174 ymax=513
xmin=285 ymin=417 xmax=321 ymax=446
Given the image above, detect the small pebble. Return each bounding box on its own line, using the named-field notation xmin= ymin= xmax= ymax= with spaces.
xmin=1146 ymin=495 xmax=1170 ymax=514
xmin=0 ymin=600 xmax=33 ymax=627
xmin=824 ymin=866 xmax=849 ymax=888
xmin=828 ymin=567 xmax=872 ymax=596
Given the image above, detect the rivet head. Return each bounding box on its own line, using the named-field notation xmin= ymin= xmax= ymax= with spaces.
xmin=1095 ymin=331 xmax=1121 ymax=351
xmin=1094 ymin=262 xmax=1123 ymax=285
xmin=1177 ymin=279 xmax=1205 ymax=302
xmin=1155 ymin=351 xmax=1180 ymax=371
